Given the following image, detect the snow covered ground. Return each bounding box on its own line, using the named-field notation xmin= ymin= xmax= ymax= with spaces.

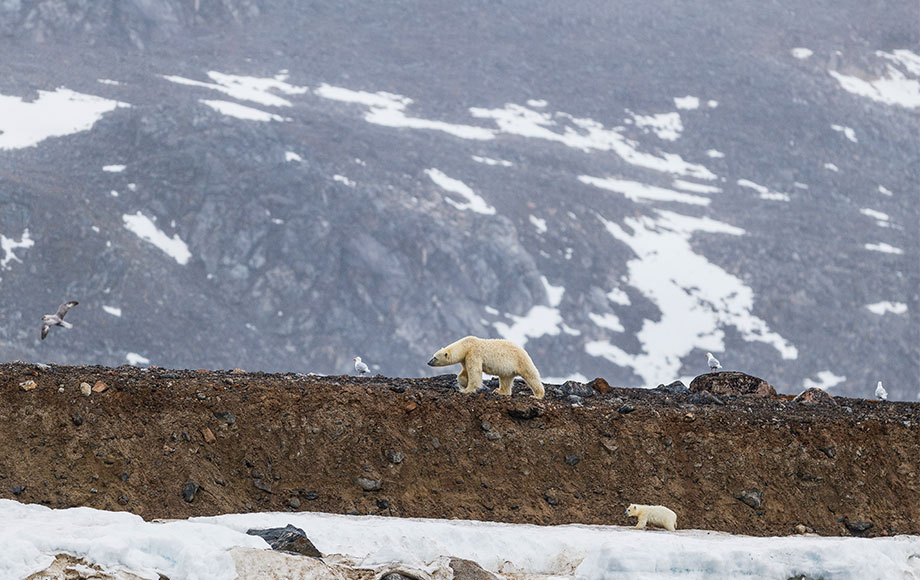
xmin=3 ymin=500 xmax=919 ymax=580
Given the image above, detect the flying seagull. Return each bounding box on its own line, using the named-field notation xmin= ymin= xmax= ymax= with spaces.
xmin=353 ymin=356 xmax=369 ymax=376
xmin=42 ymin=301 xmax=79 ymax=340
xmin=875 ymin=381 xmax=888 ymax=401
xmin=706 ymin=352 xmax=722 ymax=373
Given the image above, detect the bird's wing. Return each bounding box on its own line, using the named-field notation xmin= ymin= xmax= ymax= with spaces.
xmin=56 ymin=301 xmax=79 ymax=319
xmin=41 ymin=323 xmax=50 ymax=340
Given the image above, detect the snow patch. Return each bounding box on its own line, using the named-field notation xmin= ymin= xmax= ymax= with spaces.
xmin=860 ymin=208 xmax=890 ymax=227
xmin=673 ymin=96 xmax=700 ymax=110
xmin=284 ymin=151 xmax=302 ymax=162
xmin=591 ymin=210 xmax=797 ymax=385
xmin=866 ymin=301 xmax=908 ymax=315
xmin=878 ymin=185 xmax=893 ymax=196
xmin=824 ymin=162 xmax=839 ymax=172
xmin=125 ymin=352 xmax=150 ymax=366
xmin=163 ymin=71 xmax=307 ymax=108
xmin=0 ymin=88 xmax=128 ymax=150
xmin=737 ymin=179 xmax=791 ymax=202
xmin=829 ymin=49 xmax=920 ymax=108
xmin=671 ymin=179 xmax=722 ymax=194
xmin=472 ymin=155 xmax=513 ymax=167
xmin=102 ymin=305 xmax=122 ymax=317
xmin=122 ymin=211 xmax=192 ymax=265
xmin=791 ymin=47 xmax=814 ymax=59
xmin=200 ymin=99 xmax=285 ymax=122
xmin=705 ymin=149 xmax=725 ymax=158
xmin=0 ymin=229 xmax=35 ymax=270
xmin=469 ymin=103 xmax=715 ymax=180
xmin=334 ymin=174 xmax=356 ymax=187
xmin=315 ymin=84 xmax=495 ymax=140
xmin=579 ymin=176 xmax=711 ymax=206
xmin=102 ymin=164 xmax=126 ymax=173
xmin=630 ymin=111 xmax=683 ymax=141
xmin=426 ymin=169 xmax=495 ymax=215
xmin=864 ymin=242 xmax=904 ymax=255
xmin=529 ymin=215 xmax=548 ymax=234
xmin=831 ymin=124 xmax=858 ymax=143
xmin=588 ymin=312 xmax=625 ymax=333
xmin=802 ymin=370 xmax=846 ymax=390
xmin=492 ymin=277 xmax=566 ymax=347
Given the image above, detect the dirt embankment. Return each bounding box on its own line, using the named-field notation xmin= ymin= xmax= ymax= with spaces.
xmin=1 ymin=362 xmax=918 ymax=537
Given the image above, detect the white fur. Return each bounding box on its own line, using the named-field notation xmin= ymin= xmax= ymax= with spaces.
xmin=428 ymin=336 xmax=544 ymax=399
xmin=626 ymin=503 xmax=677 ymax=531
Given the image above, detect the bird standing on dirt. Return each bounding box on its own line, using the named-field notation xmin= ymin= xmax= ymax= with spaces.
xmin=875 ymin=381 xmax=888 ymax=401
xmin=41 ymin=301 xmax=79 ymax=340
xmin=353 ymin=356 xmax=369 ymax=376
xmin=706 ymin=352 xmax=722 ymax=373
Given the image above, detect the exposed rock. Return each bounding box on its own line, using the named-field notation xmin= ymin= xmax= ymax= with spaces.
xmin=80 ymin=382 xmax=92 ymax=396
xmin=845 ymin=520 xmax=873 ymax=534
xmin=10 ymin=485 xmax=25 ymax=495
xmin=182 ymin=482 xmax=199 ymax=503
xmin=617 ymin=404 xmax=635 ymax=414
xmin=213 ymin=411 xmax=237 ymax=425
xmin=566 ymin=394 xmax=586 ymax=406
xmin=561 ymin=380 xmax=595 ymax=398
xmin=253 ymin=478 xmax=273 ymax=493
xmin=793 ymin=388 xmax=837 ymax=406
xmin=288 ymin=496 xmax=301 ymax=509
xmin=507 ymin=405 xmax=543 ymax=420
xmin=587 ymin=377 xmax=611 ymax=394
xmin=484 ymin=431 xmax=502 ymax=441
xmin=386 ymin=450 xmax=405 ymax=464
xmin=687 ymin=391 xmax=725 ymax=405
xmin=356 ymin=477 xmax=381 ymax=491
xmin=19 ymin=380 xmax=36 ymax=391
xmin=246 ymin=524 xmax=322 ymax=558
xmin=450 ymin=558 xmax=501 ymax=580
xmin=92 ymin=381 xmax=109 ymax=393
xmin=820 ymin=446 xmax=836 ymax=459
xmin=565 ymin=454 xmax=581 ymax=466
xmin=202 ymin=427 xmax=216 ymax=443
xmin=690 ymin=372 xmax=776 ymax=397
xmin=653 ymin=380 xmax=689 ymax=395
xmin=736 ymin=488 xmax=763 ymax=509
xmin=794 ymin=523 xmax=815 ymax=534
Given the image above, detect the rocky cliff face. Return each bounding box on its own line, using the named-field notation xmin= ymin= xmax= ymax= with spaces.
xmin=0 ymin=1 xmax=917 ymax=399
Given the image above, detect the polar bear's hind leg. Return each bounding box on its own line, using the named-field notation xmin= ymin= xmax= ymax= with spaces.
xmin=495 ymin=375 xmax=514 ymax=396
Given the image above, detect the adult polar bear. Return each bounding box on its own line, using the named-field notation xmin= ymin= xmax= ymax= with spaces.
xmin=427 ymin=336 xmax=545 ymax=399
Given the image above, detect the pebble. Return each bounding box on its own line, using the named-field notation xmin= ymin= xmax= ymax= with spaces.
xmin=182 ymin=482 xmax=199 ymax=503
xmin=92 ymin=381 xmax=108 ymax=393
xmin=253 ymin=479 xmax=273 ymax=493
xmin=10 ymin=485 xmax=25 ymax=496
xmin=484 ymin=431 xmax=502 ymax=441
xmin=80 ymin=383 xmax=92 ymax=396
xmin=736 ymin=489 xmax=763 ymax=510
xmin=565 ymin=454 xmax=581 ymax=466
xmin=288 ymin=496 xmax=301 ymax=509
xmin=356 ymin=477 xmax=381 ymax=491
xmin=845 ymin=520 xmax=873 ymax=534
xmin=202 ymin=427 xmax=216 ymax=444
xmin=617 ymin=404 xmax=635 ymax=414
xmin=19 ymin=380 xmax=37 ymax=391
xmin=386 ymin=450 xmax=405 ymax=464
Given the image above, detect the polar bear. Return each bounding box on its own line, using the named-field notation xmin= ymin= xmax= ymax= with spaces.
xmin=427 ymin=336 xmax=544 ymax=399
xmin=626 ymin=504 xmax=677 ymax=531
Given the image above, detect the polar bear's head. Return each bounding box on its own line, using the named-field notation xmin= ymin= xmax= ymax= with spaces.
xmin=427 ymin=346 xmax=455 ymax=367
xmin=625 ymin=504 xmax=639 ymax=517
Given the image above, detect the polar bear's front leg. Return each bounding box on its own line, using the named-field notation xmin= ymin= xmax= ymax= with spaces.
xmin=634 ymin=515 xmax=648 ymax=530
xmin=460 ymin=357 xmax=483 ymax=393
xmin=457 ymin=363 xmax=469 ymax=388
xmin=495 ymin=375 xmax=514 ymax=396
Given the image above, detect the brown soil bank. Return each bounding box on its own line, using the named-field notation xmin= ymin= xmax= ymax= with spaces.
xmin=1 ymin=362 xmax=918 ymax=537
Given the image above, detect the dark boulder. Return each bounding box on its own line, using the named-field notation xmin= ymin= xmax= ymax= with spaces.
xmin=246 ymin=524 xmax=322 ymax=558
xmin=792 ymin=388 xmax=837 ymax=406
xmin=690 ymin=371 xmax=776 ymax=397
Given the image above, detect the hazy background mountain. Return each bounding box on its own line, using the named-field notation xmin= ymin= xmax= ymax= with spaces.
xmin=0 ymin=0 xmax=917 ymax=399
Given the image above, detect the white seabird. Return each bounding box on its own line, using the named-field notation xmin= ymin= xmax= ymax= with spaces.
xmin=875 ymin=381 xmax=888 ymax=401
xmin=353 ymin=356 xmax=369 ymax=376
xmin=41 ymin=301 xmax=79 ymax=340
xmin=706 ymin=352 xmax=722 ymax=373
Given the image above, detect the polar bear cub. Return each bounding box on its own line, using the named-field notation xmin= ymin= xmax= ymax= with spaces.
xmin=626 ymin=504 xmax=677 ymax=531
xmin=427 ymin=336 xmax=544 ymax=399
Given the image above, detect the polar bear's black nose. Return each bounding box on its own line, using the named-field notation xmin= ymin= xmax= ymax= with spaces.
xmin=427 ymin=357 xmax=437 ymax=366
